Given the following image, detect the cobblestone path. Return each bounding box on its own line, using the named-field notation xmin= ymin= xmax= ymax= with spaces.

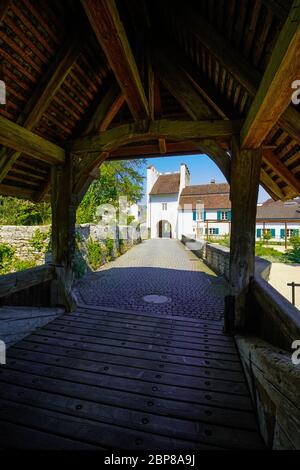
xmin=75 ymin=239 xmax=228 ymax=322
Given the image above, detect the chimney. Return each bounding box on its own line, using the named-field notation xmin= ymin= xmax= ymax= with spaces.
xmin=146 ymin=165 xmax=159 ymax=228
xmin=179 ymin=163 xmax=190 ymax=193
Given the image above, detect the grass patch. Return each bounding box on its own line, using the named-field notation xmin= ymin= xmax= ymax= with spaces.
xmin=255 ymin=244 xmax=284 ymax=262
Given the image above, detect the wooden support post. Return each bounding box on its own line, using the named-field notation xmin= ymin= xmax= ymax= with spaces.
xmin=225 ymin=137 xmax=262 ymax=333
xmin=51 ymin=153 xmax=77 ymax=312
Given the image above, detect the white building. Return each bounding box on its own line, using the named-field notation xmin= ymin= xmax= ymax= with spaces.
xmin=147 ymin=163 xmax=300 ymax=241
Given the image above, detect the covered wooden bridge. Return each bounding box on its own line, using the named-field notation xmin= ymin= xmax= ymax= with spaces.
xmin=0 ymin=0 xmax=300 ymax=450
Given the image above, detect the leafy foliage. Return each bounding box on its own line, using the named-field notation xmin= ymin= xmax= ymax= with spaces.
xmin=0 ymin=160 xmax=144 ymax=226
xmin=106 ymin=237 xmax=115 ymax=261
xmin=76 ymin=160 xmax=145 ymax=224
xmin=29 ymin=228 xmax=50 ymax=253
xmin=0 ymin=196 xmax=51 ymax=225
xmin=12 ymin=259 xmax=37 ymax=271
xmin=262 ymin=231 xmax=272 ymax=244
xmin=0 ymin=243 xmax=15 ymax=274
xmin=87 ymin=238 xmax=106 ymax=270
xmin=283 ymin=236 xmax=300 ymax=263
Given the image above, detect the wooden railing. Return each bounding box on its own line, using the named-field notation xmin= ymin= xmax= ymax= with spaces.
xmin=0 ymin=264 xmax=55 ymax=308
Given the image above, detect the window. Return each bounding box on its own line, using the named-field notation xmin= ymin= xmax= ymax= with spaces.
xmin=287 ymin=229 xmax=298 ymax=238
xmin=162 ymin=203 xmax=167 ymax=211
xmin=205 ymin=228 xmax=219 ymax=235
xmin=221 ymin=211 xmax=228 ymax=220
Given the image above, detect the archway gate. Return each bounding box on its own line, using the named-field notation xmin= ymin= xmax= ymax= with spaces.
xmin=0 ymin=0 xmax=300 ymax=448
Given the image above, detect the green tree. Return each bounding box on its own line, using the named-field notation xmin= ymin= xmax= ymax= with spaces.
xmin=262 ymin=230 xmax=272 ymax=245
xmin=0 ymin=196 xmax=51 ymax=225
xmin=76 ymin=159 xmax=145 ymax=224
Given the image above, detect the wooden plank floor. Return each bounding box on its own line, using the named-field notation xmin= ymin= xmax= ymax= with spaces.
xmin=0 ymin=305 xmax=264 ymax=450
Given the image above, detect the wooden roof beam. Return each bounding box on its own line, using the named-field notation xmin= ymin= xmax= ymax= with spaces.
xmin=70 ymin=119 xmax=242 ymax=154
xmin=82 ymin=0 xmax=149 ymax=121
xmin=241 ymin=0 xmax=300 ymax=149
xmin=0 ymin=115 xmax=65 ymax=164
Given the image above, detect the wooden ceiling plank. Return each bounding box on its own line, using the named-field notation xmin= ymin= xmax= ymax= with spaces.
xmin=170 ymin=0 xmax=300 ymax=147
xmin=0 ymin=34 xmax=82 ymax=183
xmin=241 ymin=0 xmax=300 ymax=148
xmin=81 ymin=0 xmax=149 ymax=121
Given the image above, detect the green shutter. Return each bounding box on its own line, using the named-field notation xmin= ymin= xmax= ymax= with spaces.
xmin=270 ymin=229 xmax=275 ymax=238
xmin=215 ymin=228 xmax=219 ymax=235
xmin=204 ymin=211 xmax=206 ymax=221
xmin=192 ymin=210 xmax=196 ymax=221
xmin=217 ymin=211 xmax=221 ymax=221
xmin=205 ymin=228 xmax=208 ymax=235
xmin=294 ymin=229 xmax=299 ymax=236
xmin=280 ymin=229 xmax=285 ymax=239
xmin=228 ymin=210 xmax=231 ymax=221
xmin=257 ymin=229 xmax=261 ymax=238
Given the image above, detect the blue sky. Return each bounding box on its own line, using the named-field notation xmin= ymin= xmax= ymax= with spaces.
xmin=141 ymin=153 xmax=269 ymax=203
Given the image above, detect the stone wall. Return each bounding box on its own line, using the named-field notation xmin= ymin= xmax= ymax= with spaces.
xmin=205 ymin=243 xmax=230 ymax=280
xmin=0 ymin=224 xmax=141 ymax=271
xmin=0 ymin=225 xmax=50 ymax=263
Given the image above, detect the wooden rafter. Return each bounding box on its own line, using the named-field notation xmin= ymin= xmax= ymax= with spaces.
xmin=263 ymin=149 xmax=300 ymax=194
xmin=260 ymin=168 xmax=285 ymax=200
xmin=71 ymin=119 xmax=242 ymax=154
xmin=153 ymin=47 xmax=217 ymax=120
xmin=159 ymin=41 xmax=236 ymax=120
xmin=81 ymin=82 xmax=125 ymax=136
xmin=81 ymin=0 xmax=149 ymax=121
xmin=0 ymin=183 xmax=36 ymax=200
xmin=0 ymin=35 xmax=81 ymax=183
xmin=0 ymin=115 xmax=65 ymax=164
xmin=241 ymin=0 xmax=300 ymax=149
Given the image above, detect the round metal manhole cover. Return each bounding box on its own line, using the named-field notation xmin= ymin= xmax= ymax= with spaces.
xmin=143 ymin=294 xmax=171 ymax=304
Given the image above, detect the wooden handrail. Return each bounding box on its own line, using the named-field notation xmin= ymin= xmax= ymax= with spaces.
xmin=0 ymin=264 xmax=55 ymax=298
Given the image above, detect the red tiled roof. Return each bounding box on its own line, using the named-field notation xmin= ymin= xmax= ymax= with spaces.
xmin=149 ymin=173 xmax=180 ymax=195
xmin=179 ymin=183 xmax=230 ymax=209
xmin=181 ymin=183 xmax=230 ymax=196
xmin=179 ymin=194 xmax=231 ymax=210
xmin=257 ymin=199 xmax=300 ymax=219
